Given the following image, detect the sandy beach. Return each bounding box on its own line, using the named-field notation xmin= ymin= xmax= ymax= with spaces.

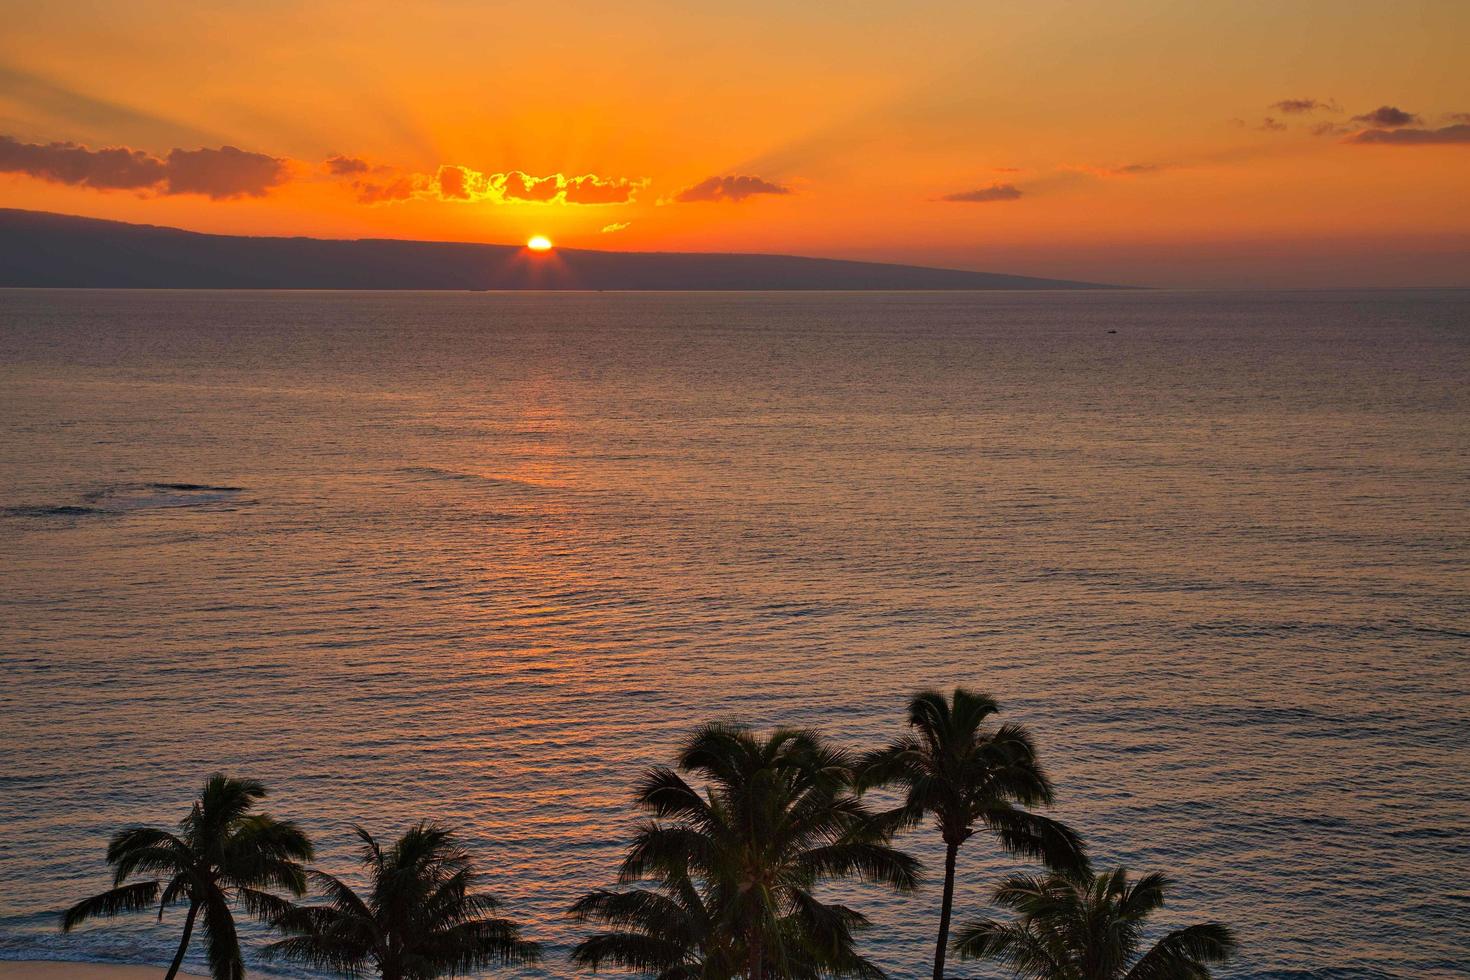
xmin=0 ymin=964 xmax=205 ymax=980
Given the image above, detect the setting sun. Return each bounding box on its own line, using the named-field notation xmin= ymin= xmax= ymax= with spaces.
xmin=527 ymin=235 xmax=553 ymax=252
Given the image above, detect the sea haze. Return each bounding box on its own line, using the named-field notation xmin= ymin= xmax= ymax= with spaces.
xmin=0 ymin=289 xmax=1467 ymax=978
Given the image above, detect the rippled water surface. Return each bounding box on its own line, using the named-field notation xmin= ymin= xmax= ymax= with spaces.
xmin=1 ymin=289 xmax=1467 ymax=978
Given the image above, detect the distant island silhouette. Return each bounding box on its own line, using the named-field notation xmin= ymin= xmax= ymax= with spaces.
xmin=0 ymin=209 xmax=1124 ymax=291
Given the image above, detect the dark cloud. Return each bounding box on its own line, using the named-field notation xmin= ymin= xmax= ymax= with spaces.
xmin=1271 ymin=98 xmax=1337 ymax=114
xmin=1111 ymin=163 xmax=1164 ymax=175
xmin=354 ymin=175 xmax=419 ymax=204
xmin=325 ymin=154 xmax=370 ymax=175
xmin=164 ymin=146 xmax=286 ymax=198
xmin=1351 ymin=105 xmax=1421 ymax=127
xmin=1257 ymin=117 xmax=1288 ymax=132
xmin=0 ymin=134 xmax=165 ymax=189
xmin=673 ymin=175 xmax=790 ymax=203
xmin=0 ymin=134 xmax=284 ymax=197
xmin=1344 ymin=123 xmax=1470 ymax=145
xmin=940 ymin=183 xmax=1023 ymax=203
xmin=1442 ymin=111 xmax=1470 ymax=123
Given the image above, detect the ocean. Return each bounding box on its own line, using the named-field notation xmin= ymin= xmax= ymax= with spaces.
xmin=1 ymin=288 xmax=1466 ymax=978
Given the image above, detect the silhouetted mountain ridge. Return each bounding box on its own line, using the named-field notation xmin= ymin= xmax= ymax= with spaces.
xmin=0 ymin=209 xmax=1124 ymax=290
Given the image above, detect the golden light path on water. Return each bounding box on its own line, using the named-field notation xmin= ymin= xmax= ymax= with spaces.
xmin=0 ymin=290 xmax=1467 ymax=978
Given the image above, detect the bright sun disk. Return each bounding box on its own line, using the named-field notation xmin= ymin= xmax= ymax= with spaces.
xmin=527 ymin=235 xmax=553 ymax=251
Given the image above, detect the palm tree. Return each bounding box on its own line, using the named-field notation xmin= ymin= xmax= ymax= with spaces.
xmin=577 ymin=723 xmax=920 ymax=980
xmin=858 ymin=689 xmax=1087 ymax=980
xmin=61 ymin=773 xmax=314 ymax=980
xmin=952 ymin=867 xmax=1237 ymax=979
xmin=264 ymin=822 xmax=540 ymax=979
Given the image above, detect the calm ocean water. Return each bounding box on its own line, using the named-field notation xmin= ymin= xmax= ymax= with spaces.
xmin=1 ymin=289 xmax=1467 ymax=979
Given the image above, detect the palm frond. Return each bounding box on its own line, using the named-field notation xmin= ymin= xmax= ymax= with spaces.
xmin=570 ymin=887 xmax=691 ymax=929
xmin=195 ymin=774 xmax=267 ymax=836
xmin=677 ymin=723 xmax=758 ymax=789
xmin=796 ymin=841 xmax=922 ymax=891
xmin=619 ymin=823 xmax=712 ymax=882
xmin=978 ymin=804 xmax=1089 ymax=873
xmin=157 ymin=874 xmax=193 ymax=918
xmin=636 ymin=767 xmax=716 ymax=823
xmin=1117 ymin=871 xmax=1169 ymax=920
xmin=424 ymin=916 xmax=542 ymax=968
xmin=105 ymin=827 xmax=189 ymax=880
xmin=1125 ymin=923 xmax=1237 ymax=980
xmin=61 ymin=882 xmax=161 ymax=932
xmin=109 ymin=844 xmax=191 ymax=888
xmin=572 ymin=932 xmax=692 ymax=973
xmin=952 ymin=917 xmax=1063 ymax=980
xmin=260 ymin=935 xmax=368 ymax=976
xmin=236 ymin=886 xmax=296 ymax=925
xmin=227 ymin=813 xmax=315 ymax=865
xmin=200 ymin=891 xmax=244 ymax=980
xmin=306 ymin=869 xmax=375 ymax=920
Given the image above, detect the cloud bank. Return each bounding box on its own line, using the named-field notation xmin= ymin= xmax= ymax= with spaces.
xmin=164 ymin=146 xmax=286 ymax=198
xmin=340 ymin=163 xmax=646 ymax=206
xmin=0 ymin=135 xmax=286 ymax=197
xmin=940 ymin=183 xmax=1023 ymax=203
xmin=1345 ymin=123 xmax=1470 ymax=146
xmin=1351 ymin=106 xmax=1421 ymax=127
xmin=0 ymin=133 xmax=646 ymax=209
xmin=1272 ymin=98 xmax=1337 ymax=114
xmin=325 ymin=155 xmax=371 ymax=176
xmin=671 ymin=175 xmax=790 ymax=203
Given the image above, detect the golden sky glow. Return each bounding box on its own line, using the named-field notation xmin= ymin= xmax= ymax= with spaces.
xmin=1 ymin=0 xmax=1468 ymax=286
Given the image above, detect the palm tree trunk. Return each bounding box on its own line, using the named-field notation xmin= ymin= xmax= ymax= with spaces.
xmin=932 ymin=841 xmax=959 ymax=980
xmin=164 ymin=901 xmax=199 ymax=980
xmin=748 ymin=929 xmax=763 ymax=980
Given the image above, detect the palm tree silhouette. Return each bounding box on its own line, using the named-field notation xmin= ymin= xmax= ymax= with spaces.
xmin=265 ymin=822 xmax=540 ymax=979
xmin=61 ymin=773 xmax=313 ymax=980
xmin=859 ymin=689 xmax=1087 ymax=980
xmin=952 ymin=867 xmax=1237 ymax=978
xmin=579 ymin=723 xmax=919 ymax=979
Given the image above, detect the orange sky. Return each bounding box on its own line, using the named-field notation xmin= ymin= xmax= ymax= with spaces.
xmin=1 ymin=0 xmax=1467 ymax=286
